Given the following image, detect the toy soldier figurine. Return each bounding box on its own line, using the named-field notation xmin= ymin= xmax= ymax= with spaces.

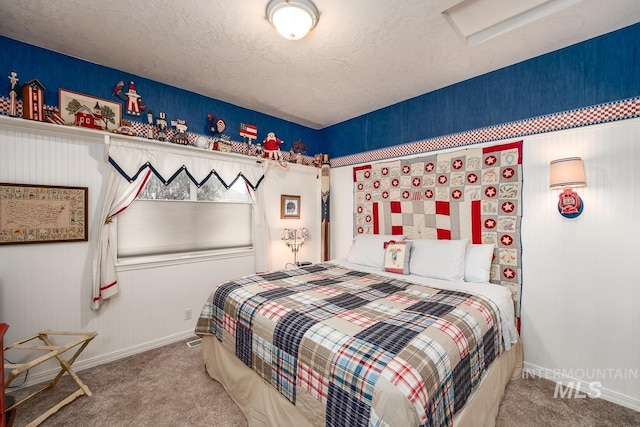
xmin=147 ymin=109 xmax=155 ymax=139
xmin=156 ymin=112 xmax=168 ymax=141
xmin=8 ymin=71 xmax=19 ymax=117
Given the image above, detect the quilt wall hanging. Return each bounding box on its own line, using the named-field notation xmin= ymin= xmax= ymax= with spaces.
xmin=352 ymin=140 xmax=523 ymax=328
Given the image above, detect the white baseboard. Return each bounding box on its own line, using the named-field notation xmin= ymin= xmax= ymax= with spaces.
xmin=523 ymin=362 xmax=640 ymax=413
xmin=8 ymin=330 xmax=198 ymax=390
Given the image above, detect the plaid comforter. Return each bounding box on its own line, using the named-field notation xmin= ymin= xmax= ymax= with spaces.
xmin=195 ymin=263 xmax=504 ymax=427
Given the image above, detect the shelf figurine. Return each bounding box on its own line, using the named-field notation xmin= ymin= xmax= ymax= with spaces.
xmin=207 ymin=113 xmax=228 ymax=151
xmin=263 ymin=131 xmax=283 ymax=161
xmin=147 ymin=109 xmax=154 ymax=139
xmin=113 ymin=80 xmax=146 ymax=116
xmin=8 ymin=71 xmax=19 ymax=117
xmin=170 ymin=118 xmax=189 ymax=145
xmin=156 ymin=112 xmax=168 ymax=141
xmin=239 ymin=123 xmax=257 ymax=155
xmin=208 ymin=113 xmax=227 ymax=136
xmin=292 ymin=139 xmax=306 ymax=164
xmin=21 ymin=79 xmax=45 ymax=121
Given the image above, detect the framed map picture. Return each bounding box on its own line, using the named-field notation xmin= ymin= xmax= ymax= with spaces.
xmin=0 ymin=183 xmax=88 ymax=245
xmin=59 ymin=88 xmax=122 ymax=131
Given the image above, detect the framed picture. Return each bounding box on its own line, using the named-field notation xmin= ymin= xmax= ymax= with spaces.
xmin=59 ymin=88 xmax=122 ymax=131
xmin=281 ymin=194 xmax=300 ymax=219
xmin=0 ymin=183 xmax=88 ymax=245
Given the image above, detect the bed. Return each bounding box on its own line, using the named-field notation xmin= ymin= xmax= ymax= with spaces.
xmin=195 ymin=236 xmax=521 ymax=427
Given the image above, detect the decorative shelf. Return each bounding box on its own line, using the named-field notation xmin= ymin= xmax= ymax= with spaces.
xmin=0 ymin=114 xmax=316 ymax=168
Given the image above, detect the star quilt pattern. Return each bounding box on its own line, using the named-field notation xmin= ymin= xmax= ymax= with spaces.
xmin=352 ymin=141 xmax=523 ymax=327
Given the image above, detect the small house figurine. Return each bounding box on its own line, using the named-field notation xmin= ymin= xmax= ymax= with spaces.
xmin=21 ymin=79 xmax=46 ymax=121
xmin=170 ymin=119 xmax=189 ymax=145
xmin=217 ymin=134 xmax=233 ymax=152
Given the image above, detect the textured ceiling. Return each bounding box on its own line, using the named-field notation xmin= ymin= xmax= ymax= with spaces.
xmin=0 ymin=0 xmax=638 ymax=129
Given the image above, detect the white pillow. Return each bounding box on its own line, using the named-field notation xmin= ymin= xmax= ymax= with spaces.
xmin=409 ymin=238 xmax=468 ymax=281
xmin=464 ymin=244 xmax=495 ymax=283
xmin=384 ymin=240 xmax=412 ymax=274
xmin=346 ymin=234 xmax=405 ymax=270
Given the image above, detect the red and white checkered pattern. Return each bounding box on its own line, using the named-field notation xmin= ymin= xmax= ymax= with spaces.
xmin=333 ymin=96 xmax=640 ymax=167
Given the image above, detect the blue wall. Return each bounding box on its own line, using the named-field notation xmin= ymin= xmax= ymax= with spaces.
xmin=2 ymin=23 xmax=639 ymax=159
xmin=0 ymin=36 xmax=321 ymax=155
xmin=320 ymin=23 xmax=640 ymax=158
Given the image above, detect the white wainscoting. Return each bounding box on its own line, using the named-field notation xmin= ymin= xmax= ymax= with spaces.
xmin=0 ymin=117 xmax=319 ymax=387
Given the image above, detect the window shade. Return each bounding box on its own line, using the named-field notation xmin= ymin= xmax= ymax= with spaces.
xmin=117 ymin=200 xmax=252 ymax=258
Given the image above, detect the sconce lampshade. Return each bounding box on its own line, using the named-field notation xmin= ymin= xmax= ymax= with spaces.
xmin=550 ymin=157 xmax=586 ymax=219
xmin=549 ymin=157 xmax=586 ymax=189
xmin=266 ymin=0 xmax=319 ymax=40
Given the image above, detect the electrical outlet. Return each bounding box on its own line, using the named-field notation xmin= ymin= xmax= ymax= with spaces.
xmin=184 ymin=308 xmax=192 ymax=320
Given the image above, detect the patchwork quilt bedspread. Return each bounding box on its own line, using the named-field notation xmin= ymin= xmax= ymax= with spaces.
xmin=195 ymin=262 xmax=505 ymax=427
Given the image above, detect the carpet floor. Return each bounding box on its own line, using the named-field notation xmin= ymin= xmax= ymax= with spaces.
xmin=6 ymin=338 xmax=640 ymax=427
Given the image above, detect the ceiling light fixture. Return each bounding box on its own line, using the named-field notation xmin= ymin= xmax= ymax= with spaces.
xmin=266 ymin=0 xmax=319 ymax=41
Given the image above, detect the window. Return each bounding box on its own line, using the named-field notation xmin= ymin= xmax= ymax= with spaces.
xmin=116 ymin=171 xmax=253 ymax=265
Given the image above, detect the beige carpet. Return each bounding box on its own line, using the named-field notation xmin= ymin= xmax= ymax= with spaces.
xmin=6 ymin=338 xmax=640 ymax=427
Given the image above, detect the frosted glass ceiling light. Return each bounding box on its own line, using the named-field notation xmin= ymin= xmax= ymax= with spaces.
xmin=266 ymin=0 xmax=319 ymax=40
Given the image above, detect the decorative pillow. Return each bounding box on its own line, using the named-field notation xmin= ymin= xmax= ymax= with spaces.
xmin=409 ymin=238 xmax=468 ymax=281
xmin=384 ymin=240 xmax=412 ymax=274
xmin=464 ymin=244 xmax=495 ymax=283
xmin=346 ymin=234 xmax=406 ymax=269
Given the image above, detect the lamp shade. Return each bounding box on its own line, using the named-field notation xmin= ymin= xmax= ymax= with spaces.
xmin=549 ymin=157 xmax=586 ymax=189
xmin=282 ymin=228 xmax=309 ymax=242
xmin=266 ymin=0 xmax=319 ymax=40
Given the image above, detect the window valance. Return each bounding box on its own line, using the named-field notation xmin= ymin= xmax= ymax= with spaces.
xmin=107 ymin=137 xmax=266 ymax=190
xmin=93 ymin=137 xmax=268 ymax=310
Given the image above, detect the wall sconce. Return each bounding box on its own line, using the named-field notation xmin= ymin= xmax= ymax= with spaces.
xmin=549 ymin=157 xmax=587 ymax=218
xmin=266 ymin=0 xmax=319 ymax=40
xmin=282 ymin=228 xmax=309 ymax=266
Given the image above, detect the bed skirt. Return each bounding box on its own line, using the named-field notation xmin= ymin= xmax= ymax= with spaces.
xmin=201 ymin=335 xmax=522 ymax=427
